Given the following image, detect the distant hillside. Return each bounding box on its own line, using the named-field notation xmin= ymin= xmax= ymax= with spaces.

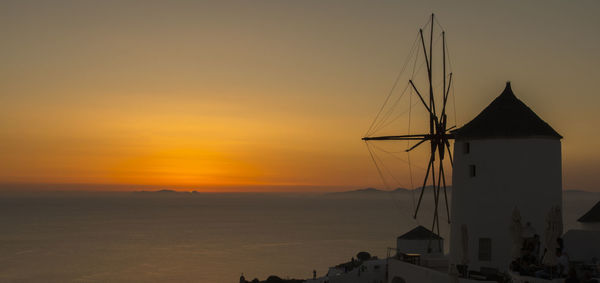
xmin=327 ymin=186 xmax=451 ymax=196
xmin=392 ymin=187 xmax=412 ymax=193
xmin=133 ymin=189 xmax=201 ymax=194
xmin=325 ymin=187 xmax=387 ymax=196
xmin=564 ymin=189 xmax=599 ymax=193
xmin=346 ymin=187 xmax=386 ymax=194
xmin=135 ymin=189 xmax=178 ymax=194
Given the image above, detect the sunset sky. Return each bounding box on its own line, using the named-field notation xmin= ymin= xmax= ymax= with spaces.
xmin=1 ymin=0 xmax=599 ymax=192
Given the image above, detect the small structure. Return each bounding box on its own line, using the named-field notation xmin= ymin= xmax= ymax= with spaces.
xmin=450 ymin=82 xmax=563 ymax=272
xmin=563 ymin=201 xmax=600 ymax=263
xmin=305 ymin=257 xmax=387 ymax=283
xmin=396 ymin=225 xmax=443 ymax=255
xmin=577 ymin=200 xmax=600 ymax=230
xmin=562 ymin=229 xmax=600 ymax=263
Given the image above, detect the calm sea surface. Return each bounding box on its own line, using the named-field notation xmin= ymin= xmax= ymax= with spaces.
xmin=0 ymin=191 xmax=597 ymax=282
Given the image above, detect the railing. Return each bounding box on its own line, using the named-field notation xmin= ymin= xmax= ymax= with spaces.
xmin=386 ymin=247 xmax=421 ymax=265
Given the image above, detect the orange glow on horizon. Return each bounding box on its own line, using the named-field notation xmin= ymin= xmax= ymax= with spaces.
xmin=1 ymin=1 xmax=600 ymax=192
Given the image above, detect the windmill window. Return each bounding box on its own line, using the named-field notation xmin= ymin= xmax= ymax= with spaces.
xmin=478 ymin=238 xmax=492 ymax=261
xmin=469 ymin=165 xmax=476 ymax=177
xmin=464 ymin=142 xmax=470 ymax=154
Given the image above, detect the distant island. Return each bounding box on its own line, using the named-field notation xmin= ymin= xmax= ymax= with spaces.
xmin=134 ymin=189 xmax=199 ymax=194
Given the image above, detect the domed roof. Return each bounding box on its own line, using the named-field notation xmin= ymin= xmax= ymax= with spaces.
xmin=452 ymin=82 xmax=562 ymax=139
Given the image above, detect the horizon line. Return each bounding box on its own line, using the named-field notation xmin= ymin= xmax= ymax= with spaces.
xmin=0 ymin=183 xmax=596 ymax=193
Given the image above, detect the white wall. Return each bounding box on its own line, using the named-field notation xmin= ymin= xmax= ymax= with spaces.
xmin=306 ymin=259 xmax=387 ymax=283
xmin=563 ymin=229 xmax=600 ymax=263
xmin=449 ymin=138 xmax=562 ymax=271
xmin=581 ymin=222 xmax=600 ymax=231
xmin=397 ymin=239 xmax=443 ymax=255
xmin=387 ymin=259 xmax=495 ymax=283
xmin=509 ymin=272 xmax=564 ymax=283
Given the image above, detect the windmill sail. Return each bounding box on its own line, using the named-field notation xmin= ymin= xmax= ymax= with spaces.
xmin=363 ymin=14 xmax=455 ymax=248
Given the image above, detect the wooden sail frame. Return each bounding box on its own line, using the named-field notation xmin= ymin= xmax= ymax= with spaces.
xmin=362 ymin=14 xmax=454 ymax=251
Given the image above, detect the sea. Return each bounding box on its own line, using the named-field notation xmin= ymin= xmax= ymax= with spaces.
xmin=0 ymin=190 xmax=597 ymax=283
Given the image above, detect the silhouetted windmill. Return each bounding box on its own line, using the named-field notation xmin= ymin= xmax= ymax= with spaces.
xmin=362 ymin=14 xmax=454 ymax=246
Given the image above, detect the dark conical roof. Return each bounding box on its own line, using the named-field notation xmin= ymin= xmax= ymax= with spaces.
xmin=578 ymin=201 xmax=600 ymax=223
xmin=397 ymin=225 xmax=442 ymax=240
xmin=452 ymin=82 xmax=562 ymax=139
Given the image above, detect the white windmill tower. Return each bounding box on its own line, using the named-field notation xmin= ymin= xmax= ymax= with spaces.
xmin=449 ymin=82 xmax=563 ymax=272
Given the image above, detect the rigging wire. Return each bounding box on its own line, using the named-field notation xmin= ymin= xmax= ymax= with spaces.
xmin=367 ymin=138 xmax=429 ymax=226
xmin=420 ymin=16 xmax=433 ymax=34
xmin=372 ymin=148 xmax=404 ymax=187
xmin=368 ymin=33 xmax=444 ymax=137
xmin=375 ymin=99 xmax=421 ymax=134
xmin=406 ymin=26 xmax=420 ymax=220
xmin=365 ymin=32 xmax=421 ymax=137
xmin=407 ymin=153 xmax=419 ymax=225
xmin=365 ymin=15 xmax=454 ymax=229
xmin=365 ymin=32 xmax=421 ymax=228
xmin=373 ymin=148 xmax=416 ymax=222
xmin=365 ymin=142 xmax=391 ymax=190
xmin=411 ymin=32 xmax=421 ymax=79
xmin=412 ymin=32 xmax=443 ymax=79
xmin=370 ymin=88 xmax=423 ymax=135
xmin=442 ymin=33 xmax=458 ymax=126
xmin=433 ymin=16 xmax=445 ymax=34
xmin=368 ymin=82 xmax=411 ymax=135
xmin=407 ymin=18 xmax=448 ymax=227
xmin=369 ymin=143 xmax=410 ymax=166
xmin=367 ymin=141 xmax=417 ymax=232
xmin=407 ymin=84 xmax=418 ymax=222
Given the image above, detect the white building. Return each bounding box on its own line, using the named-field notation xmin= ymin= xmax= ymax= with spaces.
xmin=396 ymin=225 xmax=443 ymax=256
xmin=449 ymin=82 xmax=563 ymax=272
xmin=305 ymin=258 xmax=387 ymax=283
xmin=577 ymin=200 xmax=600 ymax=231
xmin=563 ymin=201 xmax=600 ymax=263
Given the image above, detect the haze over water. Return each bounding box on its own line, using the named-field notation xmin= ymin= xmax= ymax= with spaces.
xmin=1 ymin=190 xmax=596 ymax=282
xmin=2 ymin=1 xmax=600 ymax=282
